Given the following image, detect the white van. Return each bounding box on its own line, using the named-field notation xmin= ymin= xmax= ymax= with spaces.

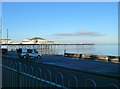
xmin=17 ymin=48 xmax=42 ymax=59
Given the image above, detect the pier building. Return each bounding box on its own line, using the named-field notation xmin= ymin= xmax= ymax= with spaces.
xmin=21 ymin=37 xmax=54 ymax=44
xmin=1 ymin=39 xmax=13 ymax=44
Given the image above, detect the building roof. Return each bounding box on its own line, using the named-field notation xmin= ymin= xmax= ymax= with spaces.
xmin=1 ymin=39 xmax=12 ymax=40
xmin=30 ymin=37 xmax=46 ymax=40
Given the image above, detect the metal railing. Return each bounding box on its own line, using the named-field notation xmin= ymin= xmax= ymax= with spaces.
xmin=2 ymin=57 xmax=120 ymax=88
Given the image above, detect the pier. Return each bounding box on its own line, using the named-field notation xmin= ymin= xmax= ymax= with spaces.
xmin=2 ymin=43 xmax=95 ymax=55
xmin=1 ymin=51 xmax=120 ymax=88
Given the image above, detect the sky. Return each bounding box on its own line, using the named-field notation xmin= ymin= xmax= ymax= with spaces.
xmin=2 ymin=2 xmax=118 ymax=44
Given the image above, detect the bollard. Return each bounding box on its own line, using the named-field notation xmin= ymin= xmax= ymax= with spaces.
xmin=108 ymin=56 xmax=111 ymax=62
xmin=64 ymin=53 xmax=68 ymax=57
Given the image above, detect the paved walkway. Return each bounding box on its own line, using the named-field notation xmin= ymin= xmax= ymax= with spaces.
xmin=31 ymin=55 xmax=119 ymax=78
xmin=3 ymin=51 xmax=120 ymax=78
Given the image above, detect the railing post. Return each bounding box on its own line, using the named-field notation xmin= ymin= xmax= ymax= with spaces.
xmin=17 ymin=62 xmax=21 ymax=88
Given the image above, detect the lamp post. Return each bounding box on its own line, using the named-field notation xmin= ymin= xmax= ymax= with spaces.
xmin=0 ymin=18 xmax=2 ymax=45
xmin=7 ymin=28 xmax=8 ymax=50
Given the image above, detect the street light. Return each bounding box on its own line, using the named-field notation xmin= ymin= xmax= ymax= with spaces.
xmin=7 ymin=28 xmax=8 ymax=50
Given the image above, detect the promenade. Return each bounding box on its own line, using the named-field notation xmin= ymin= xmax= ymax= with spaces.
xmin=39 ymin=56 xmax=119 ymax=78
xmin=2 ymin=51 xmax=120 ymax=88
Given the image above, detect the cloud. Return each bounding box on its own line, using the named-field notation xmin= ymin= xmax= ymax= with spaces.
xmin=53 ymin=30 xmax=105 ymax=37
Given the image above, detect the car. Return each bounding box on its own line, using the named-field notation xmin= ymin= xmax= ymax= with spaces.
xmin=2 ymin=48 xmax=8 ymax=54
xmin=17 ymin=48 xmax=41 ymax=59
xmin=2 ymin=45 xmax=8 ymax=54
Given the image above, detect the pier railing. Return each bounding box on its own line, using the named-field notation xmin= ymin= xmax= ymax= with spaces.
xmin=2 ymin=44 xmax=95 ymax=55
xmin=2 ymin=57 xmax=120 ymax=88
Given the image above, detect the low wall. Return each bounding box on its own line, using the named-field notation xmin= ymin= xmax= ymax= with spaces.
xmin=64 ymin=53 xmax=120 ymax=63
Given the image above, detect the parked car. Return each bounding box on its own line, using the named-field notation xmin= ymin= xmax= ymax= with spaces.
xmin=2 ymin=48 xmax=8 ymax=54
xmin=2 ymin=45 xmax=8 ymax=54
xmin=17 ymin=48 xmax=41 ymax=59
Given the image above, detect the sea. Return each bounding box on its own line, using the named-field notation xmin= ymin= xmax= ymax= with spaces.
xmin=39 ymin=44 xmax=119 ymax=56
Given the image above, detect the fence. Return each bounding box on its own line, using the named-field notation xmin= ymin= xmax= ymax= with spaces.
xmin=2 ymin=57 xmax=120 ymax=88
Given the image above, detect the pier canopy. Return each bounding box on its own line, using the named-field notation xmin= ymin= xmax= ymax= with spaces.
xmin=30 ymin=37 xmax=46 ymax=41
xmin=21 ymin=37 xmax=54 ymax=44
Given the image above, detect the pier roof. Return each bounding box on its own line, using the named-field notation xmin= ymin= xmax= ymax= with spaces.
xmin=30 ymin=37 xmax=46 ymax=40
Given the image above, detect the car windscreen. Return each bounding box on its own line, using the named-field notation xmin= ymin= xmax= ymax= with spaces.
xmin=34 ymin=49 xmax=38 ymax=53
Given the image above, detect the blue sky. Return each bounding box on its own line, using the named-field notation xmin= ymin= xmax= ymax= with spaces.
xmin=2 ymin=2 xmax=118 ymax=44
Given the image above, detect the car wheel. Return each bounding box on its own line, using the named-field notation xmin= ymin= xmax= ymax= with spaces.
xmin=37 ymin=55 xmax=41 ymax=59
xmin=19 ymin=56 xmax=22 ymax=59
